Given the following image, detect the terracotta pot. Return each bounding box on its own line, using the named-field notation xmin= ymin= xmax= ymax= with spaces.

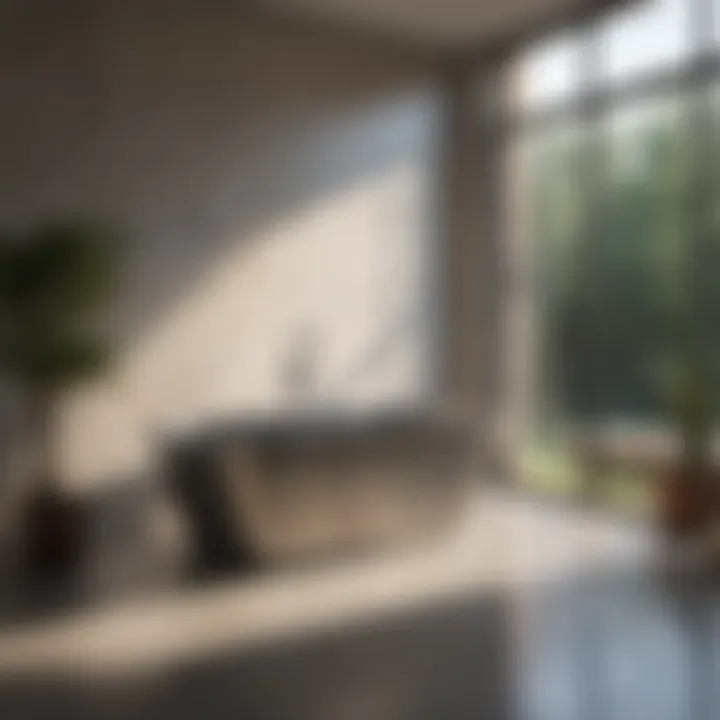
xmin=658 ymin=464 xmax=716 ymax=537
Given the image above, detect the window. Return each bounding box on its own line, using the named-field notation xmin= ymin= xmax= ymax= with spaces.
xmin=601 ymin=0 xmax=691 ymax=84
xmin=506 ymin=0 xmax=719 ymax=515
xmin=513 ymin=33 xmax=583 ymax=110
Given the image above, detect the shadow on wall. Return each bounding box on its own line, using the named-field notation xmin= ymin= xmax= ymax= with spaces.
xmin=0 ymin=0 xmax=448 ymax=604
xmin=0 ymin=0 xmax=442 ymax=428
xmin=0 ymin=0 xmax=445 ymax=493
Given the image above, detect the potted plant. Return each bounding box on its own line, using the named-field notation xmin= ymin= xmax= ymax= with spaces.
xmin=658 ymin=351 xmax=717 ymax=538
xmin=0 ymin=219 xmax=120 ymax=577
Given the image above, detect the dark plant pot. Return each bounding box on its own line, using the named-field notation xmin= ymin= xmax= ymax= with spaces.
xmin=21 ymin=488 xmax=88 ymax=579
xmin=658 ymin=464 xmax=716 ymax=538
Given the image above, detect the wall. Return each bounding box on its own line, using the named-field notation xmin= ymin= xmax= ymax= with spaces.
xmin=441 ymin=62 xmax=511 ymax=478
xmin=0 ymin=0 xmax=445 ymax=488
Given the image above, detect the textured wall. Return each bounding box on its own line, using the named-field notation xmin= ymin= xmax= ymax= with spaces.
xmin=0 ymin=0 xmax=445 ymax=487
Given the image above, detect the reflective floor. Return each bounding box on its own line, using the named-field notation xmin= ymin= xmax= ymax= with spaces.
xmin=521 ymin=562 xmax=720 ymax=720
xmin=2 ymin=490 xmax=714 ymax=720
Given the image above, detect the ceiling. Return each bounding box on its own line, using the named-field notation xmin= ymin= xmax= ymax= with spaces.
xmin=261 ymin=0 xmax=629 ymax=49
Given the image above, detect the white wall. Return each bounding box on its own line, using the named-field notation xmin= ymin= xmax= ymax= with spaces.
xmin=0 ymin=0 xmax=444 ymax=487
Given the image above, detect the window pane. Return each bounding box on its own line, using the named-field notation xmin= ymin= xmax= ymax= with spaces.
xmin=514 ymin=99 xmax=691 ymax=515
xmin=509 ymin=32 xmax=583 ymax=112
xmin=512 ymin=123 xmax=592 ymax=500
xmin=587 ymin=98 xmax=689 ymax=423
xmin=697 ymin=88 xmax=720 ymax=396
xmin=600 ymin=0 xmax=691 ymax=84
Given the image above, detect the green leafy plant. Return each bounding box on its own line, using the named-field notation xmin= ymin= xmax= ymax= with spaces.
xmin=0 ymin=218 xmax=121 ymax=490
xmin=663 ymin=354 xmax=715 ymax=472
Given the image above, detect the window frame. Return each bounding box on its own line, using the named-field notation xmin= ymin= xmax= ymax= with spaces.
xmin=500 ymin=0 xmax=720 ymax=514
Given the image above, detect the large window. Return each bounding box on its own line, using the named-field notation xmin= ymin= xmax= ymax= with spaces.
xmin=507 ymin=0 xmax=720 ymax=514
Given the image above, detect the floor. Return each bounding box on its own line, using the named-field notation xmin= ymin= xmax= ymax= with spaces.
xmin=1 ymin=488 xmax=713 ymax=720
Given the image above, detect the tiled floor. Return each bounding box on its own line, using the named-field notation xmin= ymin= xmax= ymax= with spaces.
xmin=520 ymin=562 xmax=720 ymax=720
xmin=1 ymin=488 xmax=708 ymax=720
